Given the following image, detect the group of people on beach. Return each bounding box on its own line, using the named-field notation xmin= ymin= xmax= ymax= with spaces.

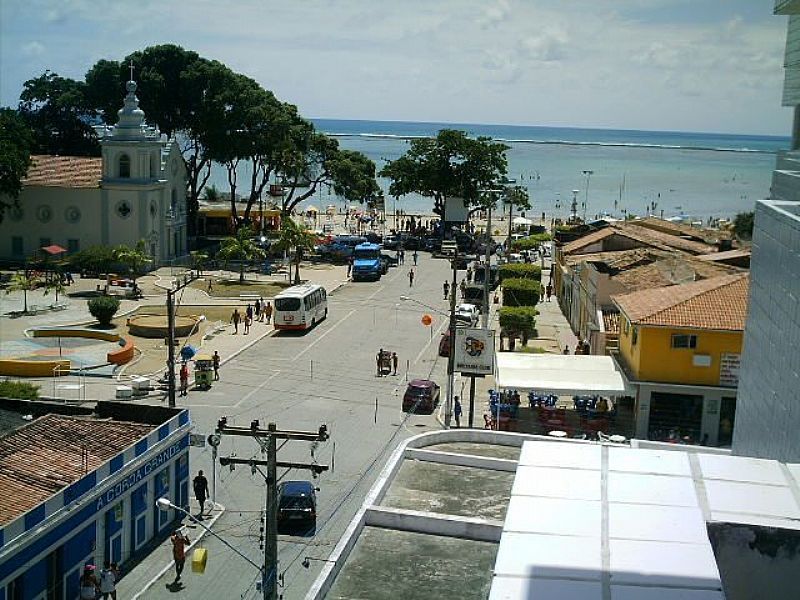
xmin=229 ymin=299 xmax=273 ymax=334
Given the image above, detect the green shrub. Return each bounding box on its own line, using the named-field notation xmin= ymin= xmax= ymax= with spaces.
xmin=503 ymin=278 xmax=541 ymax=307
xmin=69 ymin=245 xmax=117 ymax=275
xmin=511 ymin=233 xmax=552 ymax=251
xmin=498 ymin=306 xmax=538 ymax=338
xmin=498 ymin=263 xmax=541 ymax=282
xmin=0 ymin=380 xmax=40 ymax=399
xmin=88 ymin=296 xmax=120 ymax=326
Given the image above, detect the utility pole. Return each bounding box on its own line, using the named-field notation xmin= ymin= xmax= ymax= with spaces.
xmin=166 ymin=273 xmax=199 ymax=408
xmin=582 ymin=170 xmax=593 ymax=222
xmin=445 ymin=244 xmax=458 ymax=428
xmin=216 ymin=419 xmax=329 ymax=600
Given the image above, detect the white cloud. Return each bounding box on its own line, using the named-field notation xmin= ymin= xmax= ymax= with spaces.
xmin=21 ymin=41 xmax=45 ymax=57
xmin=520 ymin=27 xmax=569 ymax=62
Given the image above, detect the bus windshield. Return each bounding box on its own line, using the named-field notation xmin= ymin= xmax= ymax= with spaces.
xmin=275 ymin=297 xmax=301 ymax=311
xmin=354 ymin=248 xmax=379 ymax=260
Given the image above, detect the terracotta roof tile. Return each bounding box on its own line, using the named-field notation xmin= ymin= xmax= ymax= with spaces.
xmin=618 ymin=223 xmax=715 ymax=255
xmin=23 ymin=155 xmax=102 ymax=188
xmin=0 ymin=414 xmax=153 ymax=526
xmin=561 ymin=228 xmax=617 ymax=254
xmin=612 ymin=274 xmax=749 ymax=330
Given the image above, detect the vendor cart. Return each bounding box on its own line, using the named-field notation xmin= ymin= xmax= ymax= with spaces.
xmin=377 ymin=349 xmax=392 ymax=376
xmin=194 ymin=354 xmax=214 ymax=390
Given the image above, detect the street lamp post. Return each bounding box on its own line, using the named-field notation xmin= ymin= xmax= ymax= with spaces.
xmin=581 ymin=170 xmax=594 ymax=222
xmin=155 ymin=497 xmax=266 ymax=598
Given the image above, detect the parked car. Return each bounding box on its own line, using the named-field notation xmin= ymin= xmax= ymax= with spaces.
xmin=277 ymin=481 xmax=317 ymax=533
xmin=402 ymin=379 xmax=441 ymax=413
xmin=455 ymin=303 xmax=480 ymax=326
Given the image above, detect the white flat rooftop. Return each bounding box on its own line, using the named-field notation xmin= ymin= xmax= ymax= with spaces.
xmin=489 ymin=440 xmax=800 ymax=599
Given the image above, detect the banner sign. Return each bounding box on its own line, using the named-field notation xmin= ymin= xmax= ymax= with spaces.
xmin=719 ymin=353 xmax=740 ymax=387
xmin=454 ymin=328 xmax=495 ymax=375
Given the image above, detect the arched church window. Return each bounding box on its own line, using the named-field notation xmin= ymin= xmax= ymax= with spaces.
xmin=119 ymin=154 xmax=131 ymax=178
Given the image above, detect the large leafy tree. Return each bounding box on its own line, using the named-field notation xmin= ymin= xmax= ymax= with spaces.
xmin=273 ymin=219 xmax=317 ymax=284
xmin=733 ymin=211 xmax=754 ymax=240
xmin=281 ymin=134 xmax=381 ymax=216
xmin=113 ymin=240 xmax=152 ymax=286
xmin=380 ymin=129 xmax=517 ymax=217
xmin=18 ymin=71 xmax=99 ymax=156
xmin=0 ymin=108 xmax=33 ymax=222
xmin=218 ymin=228 xmax=266 ymax=283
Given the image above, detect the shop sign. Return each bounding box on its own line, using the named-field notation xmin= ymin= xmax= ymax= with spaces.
xmin=96 ymin=439 xmax=185 ymax=510
xmin=454 ymin=328 xmax=495 ymax=375
xmin=719 ymin=353 xmax=740 ymax=387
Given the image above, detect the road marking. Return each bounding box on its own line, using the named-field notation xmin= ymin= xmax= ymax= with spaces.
xmin=366 ymin=285 xmax=384 ymax=301
xmin=184 ymin=370 xmax=282 ymax=408
xmin=293 ymin=309 xmax=357 ymax=360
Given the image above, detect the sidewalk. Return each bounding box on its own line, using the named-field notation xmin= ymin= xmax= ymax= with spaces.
xmin=114 ymin=500 xmax=225 ymax=599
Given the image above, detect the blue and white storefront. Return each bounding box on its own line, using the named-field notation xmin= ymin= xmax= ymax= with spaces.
xmin=0 ymin=409 xmax=191 ymax=600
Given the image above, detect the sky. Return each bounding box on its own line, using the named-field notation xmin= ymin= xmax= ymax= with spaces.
xmin=0 ymin=0 xmax=791 ymax=136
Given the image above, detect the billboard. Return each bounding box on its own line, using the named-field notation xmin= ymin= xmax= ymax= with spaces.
xmin=444 ymin=197 xmax=469 ymax=223
xmin=454 ymin=327 xmax=495 ymax=375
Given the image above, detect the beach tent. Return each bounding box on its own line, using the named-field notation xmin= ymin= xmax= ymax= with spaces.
xmin=306 ymin=206 xmax=319 ymax=213
xmin=495 ymin=353 xmax=629 ymax=396
xmin=512 ymin=216 xmax=533 ymax=226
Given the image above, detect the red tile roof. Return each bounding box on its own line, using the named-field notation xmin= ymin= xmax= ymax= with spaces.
xmin=561 ymin=228 xmax=617 ymax=254
xmin=23 ymin=155 xmax=102 ymax=188
xmin=612 ymin=274 xmax=749 ymax=331
xmin=0 ymin=415 xmax=153 ymax=526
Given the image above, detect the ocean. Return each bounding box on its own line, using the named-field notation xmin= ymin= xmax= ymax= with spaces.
xmin=207 ymin=119 xmax=790 ymax=221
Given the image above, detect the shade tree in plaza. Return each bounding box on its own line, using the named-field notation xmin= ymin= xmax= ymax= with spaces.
xmin=113 ymin=240 xmax=152 ymax=288
xmin=218 ymin=228 xmax=267 ymax=283
xmin=273 ymin=219 xmax=317 ymax=284
xmin=380 ymin=129 xmax=529 ymax=218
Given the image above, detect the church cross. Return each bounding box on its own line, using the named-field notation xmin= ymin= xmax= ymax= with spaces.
xmin=129 ymin=60 xmax=135 ymax=81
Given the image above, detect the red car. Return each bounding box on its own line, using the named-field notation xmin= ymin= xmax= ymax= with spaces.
xmin=402 ymin=379 xmax=441 ymax=413
xmin=438 ymin=331 xmax=451 ymax=357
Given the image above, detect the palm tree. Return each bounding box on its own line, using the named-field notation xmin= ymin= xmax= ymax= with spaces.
xmin=113 ymin=240 xmax=152 ymax=288
xmin=218 ymin=228 xmax=266 ymax=283
xmin=190 ymin=250 xmax=209 ymax=276
xmin=43 ymin=277 xmax=67 ymax=304
xmin=274 ymin=218 xmax=317 ymax=284
xmin=6 ymin=272 xmax=40 ymax=313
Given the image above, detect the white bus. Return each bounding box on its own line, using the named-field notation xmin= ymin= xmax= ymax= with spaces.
xmin=273 ymin=284 xmax=328 ymax=331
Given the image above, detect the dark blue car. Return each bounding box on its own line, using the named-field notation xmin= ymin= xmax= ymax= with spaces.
xmin=277 ymin=481 xmax=317 ymax=533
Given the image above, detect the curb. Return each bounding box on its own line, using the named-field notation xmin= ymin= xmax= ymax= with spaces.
xmin=129 ymin=502 xmax=226 ymax=600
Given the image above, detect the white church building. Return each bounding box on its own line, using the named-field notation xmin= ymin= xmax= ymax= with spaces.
xmin=0 ymin=79 xmax=187 ymax=265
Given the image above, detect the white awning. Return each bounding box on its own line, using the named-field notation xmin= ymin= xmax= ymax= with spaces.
xmin=495 ymin=353 xmax=629 ymax=395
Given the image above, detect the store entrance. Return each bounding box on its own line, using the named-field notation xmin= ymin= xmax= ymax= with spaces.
xmin=648 ymin=392 xmax=703 ymax=444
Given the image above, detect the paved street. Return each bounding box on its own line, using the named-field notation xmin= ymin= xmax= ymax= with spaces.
xmin=119 ymin=253 xmax=455 ymax=599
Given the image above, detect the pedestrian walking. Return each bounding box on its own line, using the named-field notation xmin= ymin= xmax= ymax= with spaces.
xmin=376 ymin=348 xmax=384 ymax=377
xmin=230 ymin=308 xmax=241 ymax=334
xmin=443 ymin=281 xmax=450 ymax=300
xmin=408 ymin=269 xmax=414 ymax=287
xmin=99 ymin=561 xmax=118 ymax=600
xmin=254 ymin=298 xmax=261 ymax=318
xmin=454 ymin=397 xmax=463 ymax=428
xmin=79 ymin=564 xmax=99 ymax=600
xmin=243 ymin=314 xmax=251 ymax=335
xmin=563 ymin=345 xmax=570 ymax=355
xmin=392 ymin=352 xmax=398 ymax=376
xmin=400 ymin=249 xmax=405 ymax=265
xmin=258 ymin=296 xmax=265 ymax=321
xmin=179 ymin=362 xmax=189 ymax=397
xmin=347 ymin=256 xmax=353 ymax=278
xmin=264 ymin=301 xmax=273 ymax=324
xmin=466 ymin=266 xmax=472 ymax=283
xmin=412 ymin=250 xmax=418 ymax=265
xmin=460 ymin=279 xmax=467 ymax=299
xmin=193 ymin=470 xmax=210 ymax=516
xmin=212 ymin=350 xmax=220 ymax=380
xmin=246 ymin=303 xmax=254 ymax=322
xmin=170 ymin=529 xmax=190 ymax=582
xmin=207 ymin=279 xmax=213 ymax=294
xmin=546 ymin=282 xmax=553 ymax=302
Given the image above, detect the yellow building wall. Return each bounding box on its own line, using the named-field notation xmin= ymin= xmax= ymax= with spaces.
xmin=617 ymin=315 xmax=642 ymax=376
xmin=632 ymin=326 xmax=743 ymax=385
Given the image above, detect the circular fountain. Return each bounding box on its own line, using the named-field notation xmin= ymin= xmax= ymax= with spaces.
xmin=127 ymin=314 xmax=200 ymax=338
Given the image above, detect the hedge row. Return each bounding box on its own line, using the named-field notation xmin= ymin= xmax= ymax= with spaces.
xmin=510 ymin=233 xmax=552 ymax=251
xmin=0 ymin=380 xmax=40 ymax=400
xmin=502 ymin=278 xmax=541 ymax=307
xmin=498 ymin=306 xmax=538 ymax=335
xmin=498 ymin=263 xmax=542 ymax=282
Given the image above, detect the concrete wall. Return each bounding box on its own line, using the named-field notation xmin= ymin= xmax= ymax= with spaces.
xmin=733 ymin=200 xmax=800 ymax=461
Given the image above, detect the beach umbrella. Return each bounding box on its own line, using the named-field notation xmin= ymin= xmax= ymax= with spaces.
xmin=306 ymin=205 xmax=319 ymax=213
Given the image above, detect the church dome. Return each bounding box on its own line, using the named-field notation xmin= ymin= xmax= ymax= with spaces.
xmin=112 ymin=80 xmax=147 ymax=140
